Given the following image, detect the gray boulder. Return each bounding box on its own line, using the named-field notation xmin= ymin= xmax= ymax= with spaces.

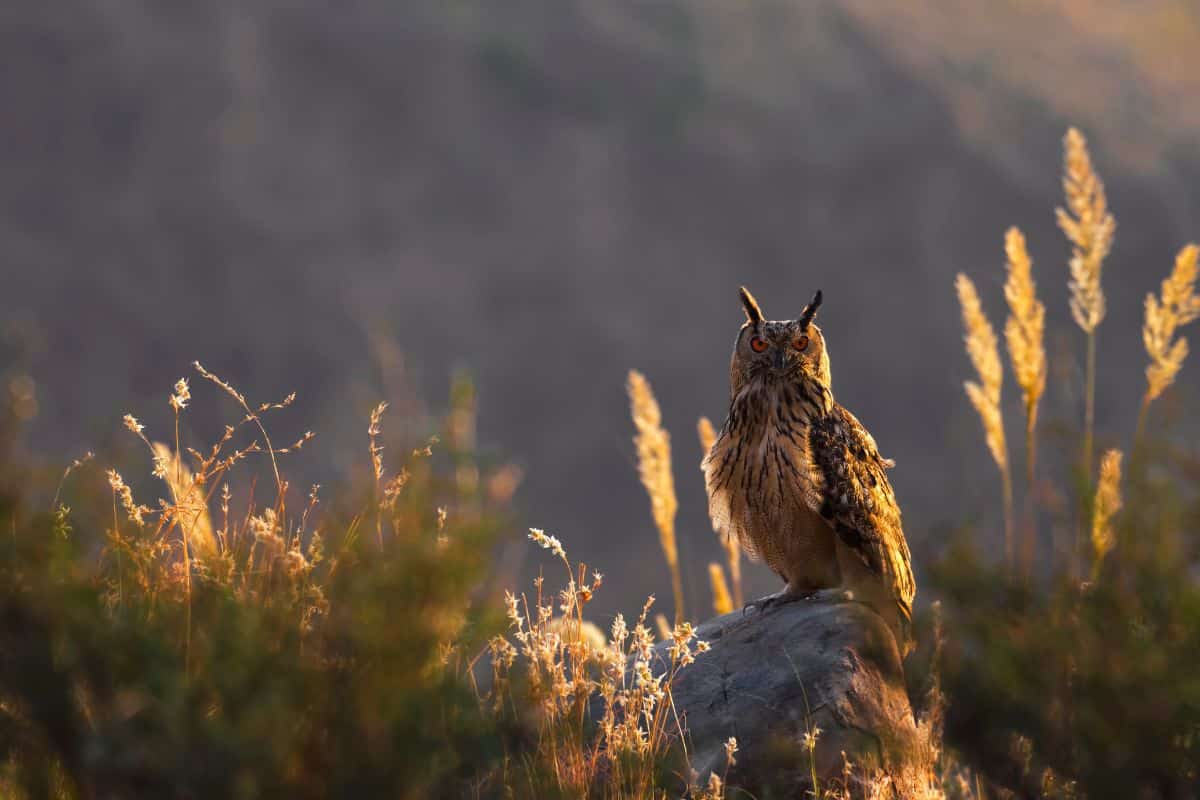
xmin=652 ymin=592 xmax=933 ymax=797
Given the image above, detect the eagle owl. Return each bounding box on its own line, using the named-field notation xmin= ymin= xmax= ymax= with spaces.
xmin=702 ymin=287 xmax=915 ymax=648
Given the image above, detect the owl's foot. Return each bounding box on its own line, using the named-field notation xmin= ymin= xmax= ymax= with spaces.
xmin=742 ymin=586 xmax=815 ymax=616
xmin=742 ymin=587 xmax=857 ymax=616
xmin=808 ymin=587 xmax=856 ymax=604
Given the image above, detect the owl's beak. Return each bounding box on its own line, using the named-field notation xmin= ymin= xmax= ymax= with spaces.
xmin=772 ymin=349 xmax=787 ymax=371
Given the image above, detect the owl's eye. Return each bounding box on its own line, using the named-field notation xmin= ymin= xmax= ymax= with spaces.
xmin=750 ymin=336 xmax=769 ymax=353
xmin=793 ymin=335 xmax=810 ymax=352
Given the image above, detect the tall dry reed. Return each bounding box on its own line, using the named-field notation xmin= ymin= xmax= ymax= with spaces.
xmin=707 ymin=562 xmax=733 ymax=615
xmin=1055 ymin=127 xmax=1115 ymax=500
xmin=1139 ymin=243 xmax=1200 ymax=442
xmin=955 ymin=274 xmax=1014 ymax=570
xmin=1002 ymin=227 xmax=1046 ymax=577
xmin=627 ymin=370 xmax=685 ymax=623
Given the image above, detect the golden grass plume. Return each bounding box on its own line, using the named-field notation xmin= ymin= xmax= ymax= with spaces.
xmin=627 ymin=370 xmax=684 ymax=622
xmin=708 ymin=562 xmax=733 ymax=616
xmin=1003 ymin=227 xmax=1046 ymax=577
xmin=151 ymin=442 xmax=217 ymax=558
xmin=1143 ymin=243 xmax=1200 ymax=409
xmin=1090 ymin=449 xmax=1123 ymax=579
xmin=1003 ymin=227 xmax=1046 ymax=438
xmin=956 ymin=274 xmax=1009 ymax=473
xmin=1056 ymin=127 xmax=1115 ymax=335
xmin=956 ymin=273 xmax=1014 ymax=568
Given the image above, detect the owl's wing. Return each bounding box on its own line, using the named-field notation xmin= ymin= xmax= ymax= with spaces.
xmin=809 ymin=404 xmax=915 ymax=619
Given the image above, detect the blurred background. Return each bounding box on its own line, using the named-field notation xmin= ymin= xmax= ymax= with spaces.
xmin=3 ymin=0 xmax=1199 ymax=620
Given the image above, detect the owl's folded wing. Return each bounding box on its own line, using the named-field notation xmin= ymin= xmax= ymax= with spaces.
xmin=808 ymin=405 xmax=915 ymax=617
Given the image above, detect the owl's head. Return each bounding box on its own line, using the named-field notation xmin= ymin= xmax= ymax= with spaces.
xmin=728 ymin=286 xmax=831 ymax=394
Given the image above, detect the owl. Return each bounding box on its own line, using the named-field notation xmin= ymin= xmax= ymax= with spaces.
xmin=701 ymin=287 xmax=915 ymax=649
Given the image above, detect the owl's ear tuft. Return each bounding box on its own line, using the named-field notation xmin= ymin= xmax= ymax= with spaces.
xmin=799 ymin=290 xmax=823 ymax=329
xmin=739 ymin=286 xmax=764 ymax=324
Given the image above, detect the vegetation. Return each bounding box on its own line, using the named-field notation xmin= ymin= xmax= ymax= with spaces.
xmin=942 ymin=128 xmax=1200 ymax=796
xmin=1 ymin=125 xmax=1198 ymax=798
xmin=0 ymin=361 xmax=728 ymax=798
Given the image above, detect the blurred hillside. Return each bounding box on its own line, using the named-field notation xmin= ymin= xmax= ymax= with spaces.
xmin=3 ymin=0 xmax=1199 ymax=619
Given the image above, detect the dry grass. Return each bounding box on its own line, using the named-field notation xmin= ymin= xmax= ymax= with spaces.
xmin=489 ymin=528 xmax=716 ymax=798
xmin=1140 ymin=243 xmax=1200 ymax=436
xmin=1090 ymin=449 xmax=1123 ymax=581
xmin=707 ymin=562 xmax=733 ymax=616
xmin=941 ymin=126 xmax=1200 ymax=794
xmin=1055 ymin=127 xmax=1115 ymax=536
xmin=1002 ymin=227 xmax=1046 ymax=577
xmin=19 ymin=363 xmax=745 ymax=799
xmin=626 ymin=370 xmax=685 ymax=623
xmin=955 ymin=273 xmax=1014 ymax=571
xmin=103 ymin=365 xmax=326 ymax=657
xmin=698 ymin=415 xmax=742 ymax=607
xmin=36 ymin=130 xmax=1199 ymax=799
xmin=957 ymin=128 xmax=1188 ymax=584
xmin=1057 ymin=127 xmax=1115 ymax=339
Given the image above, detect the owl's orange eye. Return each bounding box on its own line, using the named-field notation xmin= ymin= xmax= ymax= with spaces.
xmin=750 ymin=336 xmax=768 ymax=353
xmin=794 ymin=335 xmax=810 ymax=352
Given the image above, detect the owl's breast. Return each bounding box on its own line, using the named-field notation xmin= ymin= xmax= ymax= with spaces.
xmin=703 ymin=382 xmax=828 ymax=569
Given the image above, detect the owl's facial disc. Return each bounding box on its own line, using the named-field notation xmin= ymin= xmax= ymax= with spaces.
xmin=744 ymin=323 xmax=806 ymax=378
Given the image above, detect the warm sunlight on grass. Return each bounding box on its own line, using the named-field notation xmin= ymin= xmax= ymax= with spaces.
xmin=2 ymin=126 xmax=1198 ymax=798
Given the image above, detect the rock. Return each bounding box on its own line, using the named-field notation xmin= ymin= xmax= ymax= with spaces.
xmin=650 ymin=591 xmax=929 ymax=797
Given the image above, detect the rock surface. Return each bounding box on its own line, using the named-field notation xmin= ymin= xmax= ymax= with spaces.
xmin=653 ymin=592 xmax=928 ymax=797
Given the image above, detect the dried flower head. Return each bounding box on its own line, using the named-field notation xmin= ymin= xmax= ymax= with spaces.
xmin=956 ymin=274 xmax=1008 ymax=473
xmin=802 ymin=724 xmax=823 ymax=753
xmin=152 ymin=442 xmax=216 ymax=556
xmin=1056 ymin=127 xmax=1115 ymax=334
xmin=106 ymin=469 xmax=150 ymax=527
xmin=52 ymin=451 xmax=94 ymax=510
xmin=1091 ymin=449 xmax=1123 ymax=574
xmin=1143 ymin=244 xmax=1200 ymax=406
xmin=527 ymin=527 xmax=566 ymax=561
xmin=368 ymin=401 xmax=387 ymax=480
xmin=169 ymin=377 xmax=191 ymax=411
xmin=1003 ymin=227 xmax=1046 ymax=433
xmin=627 ymin=370 xmax=684 ymax=620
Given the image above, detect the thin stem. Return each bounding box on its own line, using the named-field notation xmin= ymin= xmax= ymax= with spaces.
xmin=373 ymin=468 xmax=383 ymax=550
xmin=1120 ymin=394 xmax=1154 ymax=577
xmin=112 ymin=490 xmax=123 ymax=609
xmin=1133 ymin=394 xmax=1151 ymax=460
xmin=1002 ymin=460 xmax=1015 ymax=574
xmin=176 ymin=414 xmax=192 ymax=678
xmin=1077 ymin=328 xmax=1098 ymax=578
xmin=669 ymin=564 xmax=685 ymax=626
xmin=1083 ymin=329 xmax=1097 ymax=477
xmin=1021 ymin=412 xmax=1037 ymax=580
